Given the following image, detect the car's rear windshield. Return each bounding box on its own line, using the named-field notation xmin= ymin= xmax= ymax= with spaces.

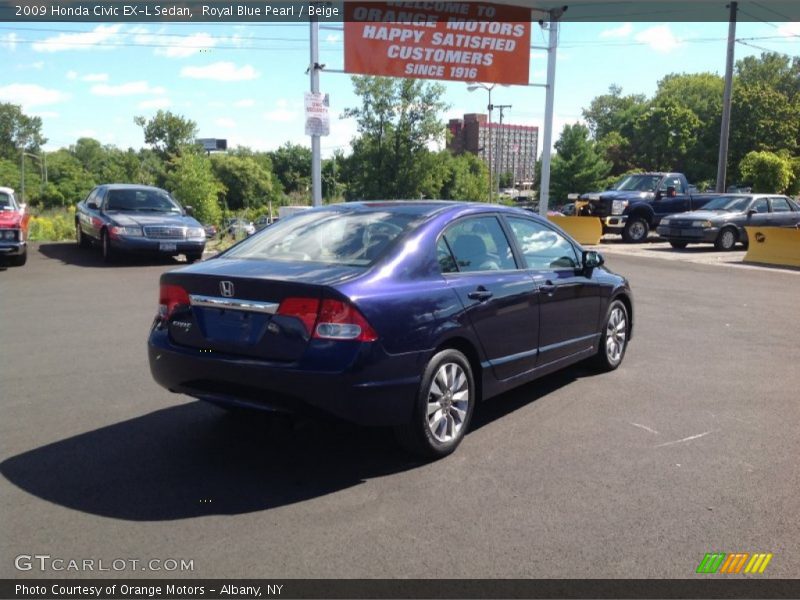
xmin=223 ymin=206 xmax=433 ymax=266
xmin=105 ymin=188 xmax=181 ymax=213
xmin=702 ymin=195 xmax=750 ymax=211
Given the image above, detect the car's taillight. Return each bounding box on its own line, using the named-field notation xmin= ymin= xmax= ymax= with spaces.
xmin=276 ymin=297 xmax=320 ymax=335
xmin=314 ymin=299 xmax=378 ymax=342
xmin=276 ymin=297 xmax=378 ymax=342
xmin=159 ymin=284 xmax=190 ymax=320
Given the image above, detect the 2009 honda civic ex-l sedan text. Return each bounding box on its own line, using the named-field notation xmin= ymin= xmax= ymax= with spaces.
xmin=148 ymin=202 xmax=633 ymax=458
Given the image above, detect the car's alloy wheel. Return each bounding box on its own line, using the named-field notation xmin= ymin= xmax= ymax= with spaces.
xmin=715 ymin=228 xmax=737 ymax=251
xmin=395 ymin=349 xmax=475 ymax=459
xmin=594 ymin=299 xmax=629 ymax=371
xmin=623 ymin=218 xmax=649 ymax=243
xmin=426 ymin=362 xmax=470 ymax=444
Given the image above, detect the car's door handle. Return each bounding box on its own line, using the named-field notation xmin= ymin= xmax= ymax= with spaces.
xmin=539 ymin=281 xmax=556 ymax=295
xmin=468 ymin=288 xmax=493 ymax=302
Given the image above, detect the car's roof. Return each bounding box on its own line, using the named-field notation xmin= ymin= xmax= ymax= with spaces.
xmin=100 ymin=183 xmax=168 ymax=192
xmin=0 ymin=186 xmax=15 ymax=195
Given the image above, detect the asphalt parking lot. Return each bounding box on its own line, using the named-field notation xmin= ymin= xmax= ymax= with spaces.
xmin=1 ymin=242 xmax=799 ymax=579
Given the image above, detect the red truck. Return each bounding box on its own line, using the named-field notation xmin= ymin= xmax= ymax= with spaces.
xmin=0 ymin=187 xmax=31 ymax=266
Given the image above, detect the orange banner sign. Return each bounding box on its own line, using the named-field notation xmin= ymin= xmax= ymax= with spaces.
xmin=344 ymin=2 xmax=531 ymax=85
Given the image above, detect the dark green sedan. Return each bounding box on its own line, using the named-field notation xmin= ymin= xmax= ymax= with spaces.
xmin=656 ymin=194 xmax=800 ymax=250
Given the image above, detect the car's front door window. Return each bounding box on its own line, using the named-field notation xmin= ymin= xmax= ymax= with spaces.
xmin=441 ymin=216 xmax=516 ymax=272
xmin=505 ymin=217 xmax=579 ymax=270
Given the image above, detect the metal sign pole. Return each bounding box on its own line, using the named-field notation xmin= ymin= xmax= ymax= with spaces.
xmin=539 ymin=10 xmax=562 ymax=216
xmin=310 ymin=17 xmax=322 ymax=207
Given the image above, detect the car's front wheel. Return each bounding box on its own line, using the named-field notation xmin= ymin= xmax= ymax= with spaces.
xmin=185 ymin=252 xmax=203 ymax=263
xmin=76 ymin=222 xmax=90 ymax=248
xmin=669 ymin=241 xmax=688 ymax=249
xmin=593 ymin=299 xmax=629 ymax=372
xmin=395 ymin=349 xmax=475 ymax=459
xmin=714 ymin=227 xmax=738 ymax=251
xmin=101 ymin=230 xmax=115 ymax=262
xmin=622 ymin=217 xmax=649 ymax=243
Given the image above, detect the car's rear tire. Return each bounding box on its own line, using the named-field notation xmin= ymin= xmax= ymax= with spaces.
xmin=622 ymin=217 xmax=649 ymax=243
xmin=714 ymin=227 xmax=738 ymax=251
xmin=669 ymin=241 xmax=688 ymax=249
xmin=593 ymin=299 xmax=629 ymax=372
xmin=76 ymin=222 xmax=90 ymax=248
xmin=101 ymin=230 xmax=115 ymax=262
xmin=395 ymin=349 xmax=475 ymax=459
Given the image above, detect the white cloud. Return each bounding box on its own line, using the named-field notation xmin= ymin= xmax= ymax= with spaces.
xmin=325 ymin=33 xmax=341 ymax=43
xmin=155 ymin=32 xmax=216 ymax=58
xmin=215 ymin=117 xmax=237 ymax=129
xmin=66 ymin=70 xmax=78 ymax=80
xmin=634 ymin=25 xmax=682 ymax=53
xmin=180 ymin=61 xmax=259 ymax=82
xmin=2 ymin=32 xmax=18 ymax=51
xmin=32 ymin=25 xmax=122 ymax=52
xmin=234 ymin=98 xmax=256 ymax=108
xmin=600 ymin=23 xmax=633 ymax=39
xmin=138 ymin=97 xmax=172 ymax=109
xmin=91 ymin=81 xmax=166 ymax=96
xmin=777 ymin=23 xmax=800 ymax=38
xmin=82 ymin=73 xmax=109 ymax=82
xmin=264 ymin=99 xmax=297 ymax=122
xmin=0 ymin=83 xmax=70 ymax=107
xmin=74 ymin=129 xmax=99 ymax=138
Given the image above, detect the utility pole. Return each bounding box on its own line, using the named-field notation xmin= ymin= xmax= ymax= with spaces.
xmin=716 ymin=1 xmax=737 ymax=193
xmin=539 ymin=7 xmax=565 ymax=216
xmin=309 ymin=15 xmax=322 ymax=207
xmin=496 ymin=105 xmax=512 ymax=193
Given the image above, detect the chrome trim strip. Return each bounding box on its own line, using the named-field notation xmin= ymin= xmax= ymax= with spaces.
xmin=189 ymin=294 xmax=280 ymax=314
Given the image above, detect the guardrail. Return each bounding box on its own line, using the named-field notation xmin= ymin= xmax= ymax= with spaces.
xmin=547 ymin=216 xmax=603 ymax=245
xmin=743 ymin=226 xmax=800 ymax=268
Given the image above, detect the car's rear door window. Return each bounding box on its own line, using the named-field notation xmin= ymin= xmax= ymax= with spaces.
xmin=441 ymin=216 xmax=516 ymax=272
xmin=505 ymin=217 xmax=579 ymax=270
xmin=770 ymin=197 xmax=791 ymax=212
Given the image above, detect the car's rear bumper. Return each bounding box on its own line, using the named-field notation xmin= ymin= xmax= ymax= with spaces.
xmin=112 ymin=236 xmax=205 ymax=256
xmin=148 ymin=326 xmax=425 ymax=426
xmin=656 ymin=226 xmax=719 ymax=243
xmin=0 ymin=240 xmax=26 ymax=256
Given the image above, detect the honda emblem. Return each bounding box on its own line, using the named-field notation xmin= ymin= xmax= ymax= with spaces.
xmin=219 ymin=281 xmax=235 ymax=297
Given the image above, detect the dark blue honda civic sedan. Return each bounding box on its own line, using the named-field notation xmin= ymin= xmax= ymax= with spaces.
xmin=148 ymin=201 xmax=633 ymax=458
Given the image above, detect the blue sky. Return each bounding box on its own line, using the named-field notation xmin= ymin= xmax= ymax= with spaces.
xmin=1 ymin=19 xmax=798 ymax=157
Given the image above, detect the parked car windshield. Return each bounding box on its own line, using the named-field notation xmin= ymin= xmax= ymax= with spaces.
xmin=105 ymin=188 xmax=181 ymax=213
xmin=701 ymin=195 xmax=751 ymax=212
xmin=223 ymin=207 xmax=429 ymax=266
xmin=612 ymin=175 xmax=662 ymax=192
xmin=0 ymin=192 xmax=16 ymax=210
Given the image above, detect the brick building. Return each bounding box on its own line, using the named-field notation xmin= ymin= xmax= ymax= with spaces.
xmin=447 ymin=114 xmax=539 ymax=186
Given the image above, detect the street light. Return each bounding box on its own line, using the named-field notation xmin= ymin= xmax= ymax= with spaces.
xmin=467 ymin=82 xmax=503 ymax=203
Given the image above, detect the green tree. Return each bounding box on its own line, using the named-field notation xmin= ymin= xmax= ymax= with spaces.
xmin=550 ymin=124 xmax=611 ymax=202
xmin=0 ymin=103 xmax=47 ymax=161
xmin=739 ymin=151 xmax=793 ymax=193
xmin=653 ymin=73 xmax=724 ymax=181
xmin=164 ymin=152 xmax=223 ymax=224
xmin=134 ymin=110 xmax=198 ymax=159
xmin=268 ymin=143 xmax=311 ymax=195
xmin=343 ymin=76 xmax=448 ymax=199
xmin=211 ymin=153 xmax=275 ymax=210
xmin=440 ymin=151 xmax=489 ymax=202
xmin=45 ymin=149 xmax=95 ymax=207
xmin=633 ymin=97 xmax=701 ymax=173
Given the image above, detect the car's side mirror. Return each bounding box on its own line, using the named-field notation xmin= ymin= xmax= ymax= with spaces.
xmin=184 ymin=205 xmax=194 ymax=216
xmin=582 ymin=250 xmax=604 ymax=270
xmin=654 ymin=190 xmax=663 ymax=200
xmin=87 ymin=202 xmax=99 ymax=210
xmin=747 ymin=209 xmax=756 ymax=217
